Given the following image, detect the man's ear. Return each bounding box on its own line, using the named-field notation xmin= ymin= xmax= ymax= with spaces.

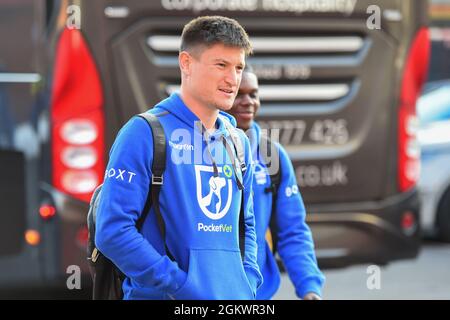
xmin=179 ymin=51 xmax=191 ymax=76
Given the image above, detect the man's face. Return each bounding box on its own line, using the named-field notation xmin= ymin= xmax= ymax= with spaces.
xmin=229 ymin=71 xmax=260 ymax=131
xmin=185 ymin=44 xmax=245 ymax=111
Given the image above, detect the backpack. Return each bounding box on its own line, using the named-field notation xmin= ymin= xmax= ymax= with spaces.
xmin=259 ymin=135 xmax=282 ymax=255
xmin=87 ymin=112 xmax=247 ymax=300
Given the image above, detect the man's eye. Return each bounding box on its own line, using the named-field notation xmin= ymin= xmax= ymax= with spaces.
xmin=217 ymin=63 xmax=226 ymax=68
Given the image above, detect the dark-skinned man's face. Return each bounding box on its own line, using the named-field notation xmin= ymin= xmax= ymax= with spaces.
xmin=229 ymin=71 xmax=260 ymax=131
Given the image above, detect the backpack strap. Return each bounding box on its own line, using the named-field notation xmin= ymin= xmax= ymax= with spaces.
xmin=260 ymin=134 xmax=282 ymax=255
xmin=223 ymin=120 xmax=247 ymax=175
xmin=221 ymin=118 xmax=247 ymax=261
xmin=88 ymin=111 xmax=173 ymax=300
xmin=222 ymin=137 xmax=246 ymax=261
xmin=239 ymin=196 xmax=245 ymax=261
xmin=138 ymin=111 xmax=174 ymax=261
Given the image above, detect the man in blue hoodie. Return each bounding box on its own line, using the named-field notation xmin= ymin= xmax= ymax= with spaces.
xmin=95 ymin=16 xmax=262 ymax=300
xmin=228 ymin=67 xmax=325 ymax=300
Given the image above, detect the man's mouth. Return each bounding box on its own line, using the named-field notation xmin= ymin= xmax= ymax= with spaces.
xmin=219 ymin=88 xmax=234 ymax=96
xmin=235 ymin=110 xmax=254 ymax=120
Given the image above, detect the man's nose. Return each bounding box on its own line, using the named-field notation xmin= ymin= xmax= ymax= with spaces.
xmin=224 ymin=68 xmax=239 ymax=87
xmin=240 ymin=94 xmax=252 ymax=106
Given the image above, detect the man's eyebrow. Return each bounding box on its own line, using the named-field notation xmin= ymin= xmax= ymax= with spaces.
xmin=212 ymin=58 xmax=244 ymax=67
xmin=212 ymin=58 xmax=229 ymax=64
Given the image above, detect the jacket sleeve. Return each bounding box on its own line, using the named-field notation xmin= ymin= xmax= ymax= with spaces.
xmin=275 ymin=144 xmax=325 ymax=298
xmin=240 ymin=133 xmax=264 ymax=296
xmin=95 ymin=116 xmax=186 ymax=294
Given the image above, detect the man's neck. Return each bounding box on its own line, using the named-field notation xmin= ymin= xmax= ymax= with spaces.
xmin=180 ymin=89 xmax=218 ymax=130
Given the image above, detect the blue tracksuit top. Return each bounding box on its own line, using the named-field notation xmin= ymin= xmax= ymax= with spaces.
xmin=95 ymin=93 xmax=263 ymax=300
xmin=248 ymin=122 xmax=325 ymax=299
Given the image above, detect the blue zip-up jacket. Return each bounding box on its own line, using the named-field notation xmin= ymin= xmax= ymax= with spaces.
xmin=248 ymin=122 xmax=325 ymax=299
xmin=95 ymin=93 xmax=263 ymax=300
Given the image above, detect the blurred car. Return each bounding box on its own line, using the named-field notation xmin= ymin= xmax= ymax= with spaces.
xmin=417 ymin=80 xmax=450 ymax=242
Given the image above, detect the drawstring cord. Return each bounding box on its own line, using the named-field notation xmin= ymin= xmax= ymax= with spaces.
xmin=196 ymin=121 xmax=244 ymax=188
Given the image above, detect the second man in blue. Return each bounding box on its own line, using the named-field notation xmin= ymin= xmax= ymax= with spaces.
xmin=228 ymin=66 xmax=325 ymax=300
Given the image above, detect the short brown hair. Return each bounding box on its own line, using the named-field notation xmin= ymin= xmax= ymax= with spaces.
xmin=180 ymin=16 xmax=252 ymax=56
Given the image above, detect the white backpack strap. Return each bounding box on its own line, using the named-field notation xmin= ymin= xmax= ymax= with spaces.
xmin=221 ymin=118 xmax=247 ymax=174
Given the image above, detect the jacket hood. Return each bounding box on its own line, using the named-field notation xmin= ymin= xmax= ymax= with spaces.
xmin=157 ymin=93 xmax=234 ymax=141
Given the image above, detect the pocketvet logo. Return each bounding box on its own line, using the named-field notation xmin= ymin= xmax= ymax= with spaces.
xmin=195 ymin=165 xmax=232 ymax=220
xmin=198 ymin=223 xmax=233 ymax=233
